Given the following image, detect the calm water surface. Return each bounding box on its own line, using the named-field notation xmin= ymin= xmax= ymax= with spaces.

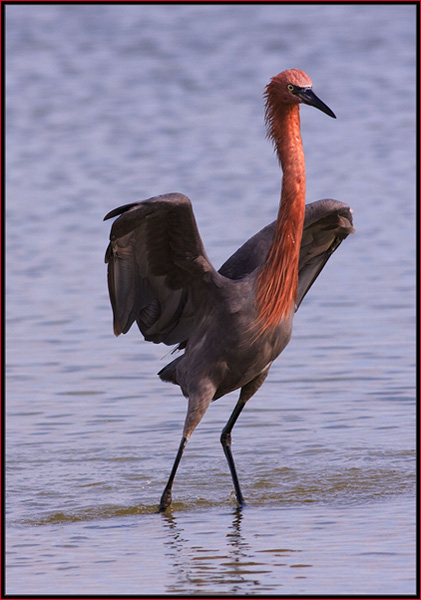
xmin=5 ymin=4 xmax=416 ymax=596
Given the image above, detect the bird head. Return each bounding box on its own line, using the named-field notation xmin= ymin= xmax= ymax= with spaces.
xmin=266 ymin=69 xmax=336 ymax=118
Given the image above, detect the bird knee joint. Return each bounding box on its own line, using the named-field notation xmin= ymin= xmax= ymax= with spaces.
xmin=220 ymin=429 xmax=231 ymax=447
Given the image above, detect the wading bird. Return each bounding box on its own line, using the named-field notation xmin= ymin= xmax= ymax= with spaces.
xmin=104 ymin=69 xmax=354 ymax=511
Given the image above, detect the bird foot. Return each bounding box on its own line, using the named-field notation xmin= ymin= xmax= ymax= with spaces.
xmin=158 ymin=488 xmax=172 ymax=513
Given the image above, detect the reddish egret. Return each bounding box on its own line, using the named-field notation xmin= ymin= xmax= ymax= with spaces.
xmin=104 ymin=69 xmax=354 ymax=511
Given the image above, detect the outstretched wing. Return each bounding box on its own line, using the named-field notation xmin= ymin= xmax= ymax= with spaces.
xmin=296 ymin=198 xmax=354 ymax=308
xmin=104 ymin=193 xmax=222 ymax=345
xmin=218 ymin=198 xmax=354 ymax=308
xmin=218 ymin=221 xmax=274 ymax=280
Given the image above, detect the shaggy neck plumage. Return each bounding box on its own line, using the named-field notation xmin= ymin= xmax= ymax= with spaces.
xmin=256 ymin=92 xmax=306 ymax=333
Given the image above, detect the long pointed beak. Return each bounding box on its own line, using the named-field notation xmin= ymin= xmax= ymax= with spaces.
xmin=297 ymin=87 xmax=336 ymax=119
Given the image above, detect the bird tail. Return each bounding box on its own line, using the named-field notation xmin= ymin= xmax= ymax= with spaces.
xmin=158 ymin=356 xmax=182 ymax=386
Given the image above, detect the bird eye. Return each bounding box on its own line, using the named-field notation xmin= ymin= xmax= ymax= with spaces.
xmin=287 ymin=84 xmax=295 ymax=92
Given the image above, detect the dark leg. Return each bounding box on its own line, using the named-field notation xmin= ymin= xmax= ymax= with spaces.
xmin=220 ymin=398 xmax=247 ymax=506
xmin=159 ymin=386 xmax=215 ymax=512
xmin=220 ymin=369 xmax=271 ymax=507
xmin=159 ymin=436 xmax=187 ymax=512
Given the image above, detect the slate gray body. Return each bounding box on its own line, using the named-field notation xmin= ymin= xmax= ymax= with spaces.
xmin=105 ymin=193 xmax=354 ymax=445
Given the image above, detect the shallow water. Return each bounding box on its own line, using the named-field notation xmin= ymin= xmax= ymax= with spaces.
xmin=5 ymin=3 xmax=416 ymax=596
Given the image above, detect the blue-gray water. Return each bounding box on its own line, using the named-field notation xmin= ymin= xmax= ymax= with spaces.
xmin=5 ymin=3 xmax=416 ymax=596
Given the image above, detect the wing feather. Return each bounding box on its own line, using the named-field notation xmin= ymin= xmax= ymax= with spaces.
xmin=218 ymin=198 xmax=354 ymax=308
xmin=104 ymin=193 xmax=221 ymax=343
xmin=296 ymin=199 xmax=354 ymax=308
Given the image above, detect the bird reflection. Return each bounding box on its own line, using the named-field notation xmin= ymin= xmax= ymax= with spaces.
xmin=160 ymin=508 xmax=261 ymax=594
xmin=226 ymin=507 xmax=247 ymax=552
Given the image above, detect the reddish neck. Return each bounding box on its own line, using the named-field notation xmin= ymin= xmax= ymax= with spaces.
xmin=256 ymin=104 xmax=306 ymax=332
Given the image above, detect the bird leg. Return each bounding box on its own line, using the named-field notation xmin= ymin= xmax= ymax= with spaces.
xmin=220 ymin=369 xmax=271 ymax=507
xmin=159 ymin=386 xmax=214 ymax=512
xmin=159 ymin=436 xmax=187 ymax=512
xmin=220 ymin=397 xmax=247 ymax=507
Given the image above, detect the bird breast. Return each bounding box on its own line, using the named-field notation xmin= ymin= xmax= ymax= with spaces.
xmin=178 ymin=278 xmax=294 ymax=399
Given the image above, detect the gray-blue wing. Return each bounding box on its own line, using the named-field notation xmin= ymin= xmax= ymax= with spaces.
xmin=218 ymin=198 xmax=354 ymax=309
xmin=104 ymin=193 xmax=222 ymax=344
xmin=296 ymin=198 xmax=354 ymax=308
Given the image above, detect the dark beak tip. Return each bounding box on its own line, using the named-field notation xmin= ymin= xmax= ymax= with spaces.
xmin=299 ymin=88 xmax=336 ymax=120
xmin=317 ymin=105 xmax=336 ymax=119
xmin=319 ymin=106 xmax=336 ymax=119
